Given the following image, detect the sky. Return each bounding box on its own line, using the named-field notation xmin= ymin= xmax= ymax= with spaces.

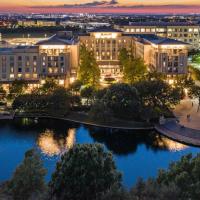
xmin=1 ymin=0 xmax=200 ymax=14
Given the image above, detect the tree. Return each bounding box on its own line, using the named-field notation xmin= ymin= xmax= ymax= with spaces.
xmin=0 ymin=85 xmax=6 ymax=101
xmin=7 ymin=149 xmax=46 ymax=200
xmin=124 ymin=58 xmax=147 ymax=83
xmin=39 ymin=78 xmax=59 ymax=94
xmin=102 ymin=83 xmax=140 ymax=119
xmin=130 ymin=178 xmax=180 ymax=200
xmin=119 ymin=48 xmax=129 ymax=70
xmin=189 ymin=85 xmax=200 ymax=112
xmin=156 ymin=153 xmax=200 ymax=200
xmin=9 ymin=79 xmax=28 ymax=98
xmin=134 ymin=79 xmax=182 ymax=120
xmin=12 ymin=87 xmax=70 ymax=115
xmin=120 ymin=54 xmax=147 ymax=83
xmin=69 ymin=80 xmax=83 ymax=95
xmin=78 ymin=45 xmax=100 ymax=88
xmin=89 ymin=100 xmax=113 ymax=123
xmin=80 ymin=86 xmax=95 ymax=106
xmin=49 ymin=144 xmax=122 ymax=200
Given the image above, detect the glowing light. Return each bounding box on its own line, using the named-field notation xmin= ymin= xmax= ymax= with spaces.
xmin=156 ymin=135 xmax=188 ymax=152
xmin=66 ymin=129 xmax=76 ymax=149
xmin=38 ymin=130 xmax=60 ymax=156
xmin=59 ymin=79 xmax=65 ymax=85
xmin=37 ymin=128 xmax=76 ymax=157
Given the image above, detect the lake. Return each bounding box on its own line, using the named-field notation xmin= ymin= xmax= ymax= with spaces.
xmin=0 ymin=118 xmax=200 ymax=188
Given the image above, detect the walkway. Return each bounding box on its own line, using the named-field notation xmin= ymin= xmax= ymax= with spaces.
xmin=156 ymin=120 xmax=200 ymax=146
xmin=174 ymin=98 xmax=200 ymax=130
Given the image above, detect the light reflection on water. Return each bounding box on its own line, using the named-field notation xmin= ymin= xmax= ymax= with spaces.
xmin=38 ymin=128 xmax=76 ymax=156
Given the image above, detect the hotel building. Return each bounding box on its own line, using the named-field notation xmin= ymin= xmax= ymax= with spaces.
xmin=0 ymin=28 xmax=189 ymax=86
xmin=115 ymin=22 xmax=200 ymax=50
xmin=0 ymin=32 xmax=78 ymax=87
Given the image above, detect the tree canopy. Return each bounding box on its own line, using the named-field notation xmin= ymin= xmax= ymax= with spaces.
xmin=7 ymin=149 xmax=46 ymax=200
xmin=49 ymin=144 xmax=121 ymax=200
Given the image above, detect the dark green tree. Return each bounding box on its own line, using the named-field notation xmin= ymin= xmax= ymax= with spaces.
xmin=102 ymin=83 xmax=140 ymax=119
xmin=134 ymin=79 xmax=182 ymax=120
xmin=157 ymin=153 xmax=200 ymax=200
xmin=80 ymin=86 xmax=95 ymax=106
xmin=49 ymin=144 xmax=121 ymax=200
xmin=78 ymin=45 xmax=100 ymax=87
xmin=7 ymin=149 xmax=47 ymax=200
xmin=89 ymin=100 xmax=113 ymax=123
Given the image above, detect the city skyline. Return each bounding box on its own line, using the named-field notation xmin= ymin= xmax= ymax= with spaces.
xmin=1 ymin=0 xmax=200 ymax=14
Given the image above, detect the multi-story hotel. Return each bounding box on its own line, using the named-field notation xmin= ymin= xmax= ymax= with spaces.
xmin=0 ymin=32 xmax=78 ymax=87
xmin=115 ymin=22 xmax=200 ymax=50
xmin=0 ymin=28 xmax=189 ymax=87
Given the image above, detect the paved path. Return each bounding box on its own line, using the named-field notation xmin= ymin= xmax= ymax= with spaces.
xmin=156 ymin=120 xmax=200 ymax=146
xmin=174 ymin=98 xmax=200 ymax=130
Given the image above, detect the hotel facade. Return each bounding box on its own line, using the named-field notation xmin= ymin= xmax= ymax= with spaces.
xmin=0 ymin=28 xmax=189 ymax=87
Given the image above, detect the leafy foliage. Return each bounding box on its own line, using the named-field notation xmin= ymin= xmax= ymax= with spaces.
xmin=49 ymin=144 xmax=122 ymax=200
xmin=78 ymin=45 xmax=100 ymax=87
xmin=7 ymin=149 xmax=46 ymax=200
xmin=102 ymin=83 xmax=140 ymax=119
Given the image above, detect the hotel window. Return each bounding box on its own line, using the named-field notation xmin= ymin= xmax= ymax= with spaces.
xmin=25 ymin=68 xmax=30 ymax=73
xmin=18 ymin=68 xmax=22 ymax=73
xmin=141 ymin=28 xmax=145 ymax=33
xmin=189 ymin=28 xmax=193 ymax=32
xmin=136 ymin=29 xmax=140 ymax=33
xmin=10 ymin=67 xmax=14 ymax=73
xmin=2 ymin=66 xmax=6 ymax=73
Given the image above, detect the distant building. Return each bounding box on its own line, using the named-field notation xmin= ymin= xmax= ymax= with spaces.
xmin=18 ymin=20 xmax=56 ymax=27
xmin=114 ymin=22 xmax=200 ymax=50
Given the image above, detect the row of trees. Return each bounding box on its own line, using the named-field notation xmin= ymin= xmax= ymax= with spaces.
xmin=2 ymin=144 xmax=200 ymax=200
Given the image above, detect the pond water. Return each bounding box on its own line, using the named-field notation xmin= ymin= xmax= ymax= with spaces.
xmin=0 ymin=118 xmax=200 ymax=188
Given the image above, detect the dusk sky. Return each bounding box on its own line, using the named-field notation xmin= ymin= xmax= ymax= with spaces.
xmin=1 ymin=0 xmax=200 ymax=14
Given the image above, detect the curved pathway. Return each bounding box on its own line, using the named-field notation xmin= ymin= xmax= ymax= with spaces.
xmin=156 ymin=120 xmax=200 ymax=146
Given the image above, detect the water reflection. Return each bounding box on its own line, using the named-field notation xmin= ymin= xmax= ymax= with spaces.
xmin=154 ymin=135 xmax=188 ymax=152
xmin=38 ymin=128 xmax=76 ymax=156
xmin=88 ymin=128 xmax=188 ymax=155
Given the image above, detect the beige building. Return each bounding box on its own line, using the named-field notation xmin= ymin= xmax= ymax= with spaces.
xmin=133 ymin=34 xmax=188 ymax=75
xmin=0 ymin=32 xmax=78 ymax=87
xmin=115 ymin=22 xmax=200 ymax=50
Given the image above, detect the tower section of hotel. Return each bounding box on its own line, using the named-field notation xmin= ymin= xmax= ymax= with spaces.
xmin=132 ymin=34 xmax=189 ymax=76
xmin=79 ymin=28 xmax=134 ymax=82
